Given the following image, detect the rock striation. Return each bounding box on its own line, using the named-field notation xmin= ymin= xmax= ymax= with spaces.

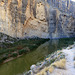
xmin=0 ymin=0 xmax=75 ymax=39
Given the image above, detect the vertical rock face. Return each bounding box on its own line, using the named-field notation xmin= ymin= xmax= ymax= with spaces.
xmin=49 ymin=8 xmax=75 ymax=39
xmin=48 ymin=0 xmax=75 ymax=17
xmin=0 ymin=0 xmax=75 ymax=39
xmin=48 ymin=0 xmax=75 ymax=38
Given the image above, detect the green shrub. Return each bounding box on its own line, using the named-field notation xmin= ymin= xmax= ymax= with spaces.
xmin=18 ymin=49 xmax=27 ymax=55
xmin=28 ymin=45 xmax=38 ymax=50
xmin=2 ymin=56 xmax=8 ymax=60
xmin=0 ymin=58 xmax=4 ymax=63
xmin=23 ymin=49 xmax=28 ymax=53
xmin=50 ymin=58 xmax=56 ymax=64
xmin=11 ymin=53 xmax=18 ymax=57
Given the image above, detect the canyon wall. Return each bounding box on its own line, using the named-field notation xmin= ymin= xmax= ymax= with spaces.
xmin=48 ymin=0 xmax=75 ymax=18
xmin=0 ymin=0 xmax=75 ymax=39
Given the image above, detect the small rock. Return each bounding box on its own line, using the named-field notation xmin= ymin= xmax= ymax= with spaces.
xmin=30 ymin=65 xmax=36 ymax=70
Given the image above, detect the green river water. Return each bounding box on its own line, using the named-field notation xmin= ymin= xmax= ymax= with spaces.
xmin=0 ymin=38 xmax=75 ymax=75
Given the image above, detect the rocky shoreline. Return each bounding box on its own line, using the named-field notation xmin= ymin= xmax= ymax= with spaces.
xmin=25 ymin=43 xmax=75 ymax=75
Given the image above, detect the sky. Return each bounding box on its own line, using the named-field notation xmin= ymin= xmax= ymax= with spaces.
xmin=71 ymin=0 xmax=75 ymax=2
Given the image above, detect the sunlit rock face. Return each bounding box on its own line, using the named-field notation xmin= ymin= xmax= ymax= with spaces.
xmin=0 ymin=0 xmax=75 ymax=38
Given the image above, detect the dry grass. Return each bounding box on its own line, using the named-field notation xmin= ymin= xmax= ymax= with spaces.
xmin=36 ymin=65 xmax=54 ymax=75
xmin=51 ymin=59 xmax=66 ymax=69
xmin=36 ymin=67 xmax=48 ymax=75
xmin=36 ymin=59 xmax=66 ymax=75
xmin=48 ymin=66 xmax=54 ymax=73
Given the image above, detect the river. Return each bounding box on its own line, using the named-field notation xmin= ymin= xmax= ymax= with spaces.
xmin=0 ymin=38 xmax=75 ymax=75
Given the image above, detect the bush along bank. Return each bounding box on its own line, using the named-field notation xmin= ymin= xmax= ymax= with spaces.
xmin=0 ymin=38 xmax=49 ymax=64
xmin=25 ymin=43 xmax=75 ymax=75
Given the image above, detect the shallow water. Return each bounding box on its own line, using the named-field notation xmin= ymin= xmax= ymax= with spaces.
xmin=0 ymin=38 xmax=75 ymax=75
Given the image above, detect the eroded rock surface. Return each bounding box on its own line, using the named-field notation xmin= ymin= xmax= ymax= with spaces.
xmin=0 ymin=0 xmax=75 ymax=38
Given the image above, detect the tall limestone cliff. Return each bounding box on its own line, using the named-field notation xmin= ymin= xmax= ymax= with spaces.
xmin=0 ymin=0 xmax=75 ymax=39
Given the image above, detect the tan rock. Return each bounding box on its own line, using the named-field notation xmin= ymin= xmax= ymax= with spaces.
xmin=36 ymin=3 xmax=46 ymax=21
